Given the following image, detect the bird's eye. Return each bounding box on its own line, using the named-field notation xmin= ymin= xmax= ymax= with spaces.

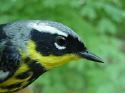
xmin=55 ymin=36 xmax=66 ymax=50
xmin=56 ymin=36 xmax=66 ymax=46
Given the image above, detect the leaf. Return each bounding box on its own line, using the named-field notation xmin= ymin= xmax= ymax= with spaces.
xmin=97 ymin=18 xmax=117 ymax=34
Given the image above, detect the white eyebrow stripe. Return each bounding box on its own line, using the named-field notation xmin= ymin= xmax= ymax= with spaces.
xmin=29 ymin=23 xmax=68 ymax=37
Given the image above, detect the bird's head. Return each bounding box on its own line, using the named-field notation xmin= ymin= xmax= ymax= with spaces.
xmin=26 ymin=21 xmax=103 ymax=70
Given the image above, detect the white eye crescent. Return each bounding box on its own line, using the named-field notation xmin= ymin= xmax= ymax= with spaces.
xmin=54 ymin=36 xmax=66 ymax=50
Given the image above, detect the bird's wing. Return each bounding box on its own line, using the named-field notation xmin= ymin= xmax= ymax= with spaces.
xmin=0 ymin=23 xmax=21 ymax=81
xmin=0 ymin=23 xmax=21 ymax=68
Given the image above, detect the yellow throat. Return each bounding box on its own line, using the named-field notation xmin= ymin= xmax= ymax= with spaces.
xmin=22 ymin=41 xmax=79 ymax=70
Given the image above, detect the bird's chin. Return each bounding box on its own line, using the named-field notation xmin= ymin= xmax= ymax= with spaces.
xmin=77 ymin=50 xmax=104 ymax=63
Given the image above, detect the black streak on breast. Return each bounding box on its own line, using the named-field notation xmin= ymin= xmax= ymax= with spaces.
xmin=28 ymin=60 xmax=46 ymax=81
xmin=1 ymin=82 xmax=22 ymax=89
xmin=24 ymin=57 xmax=47 ymax=83
xmin=16 ymin=71 xmax=32 ymax=79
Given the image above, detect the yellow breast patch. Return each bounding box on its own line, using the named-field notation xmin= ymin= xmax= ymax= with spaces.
xmin=0 ymin=63 xmax=32 ymax=92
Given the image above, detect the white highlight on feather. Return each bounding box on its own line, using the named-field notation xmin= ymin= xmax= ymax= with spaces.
xmin=28 ymin=23 xmax=68 ymax=37
xmin=54 ymin=43 xmax=66 ymax=50
xmin=0 ymin=70 xmax=9 ymax=80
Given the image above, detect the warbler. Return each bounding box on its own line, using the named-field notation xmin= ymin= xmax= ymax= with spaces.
xmin=0 ymin=20 xmax=103 ymax=93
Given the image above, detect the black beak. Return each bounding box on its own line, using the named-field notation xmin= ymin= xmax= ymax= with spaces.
xmin=77 ymin=50 xmax=104 ymax=63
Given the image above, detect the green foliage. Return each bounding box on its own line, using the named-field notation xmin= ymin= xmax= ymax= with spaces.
xmin=81 ymin=0 xmax=125 ymax=35
xmin=0 ymin=0 xmax=125 ymax=93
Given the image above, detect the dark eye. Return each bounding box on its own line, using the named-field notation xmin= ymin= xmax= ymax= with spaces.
xmin=56 ymin=36 xmax=66 ymax=46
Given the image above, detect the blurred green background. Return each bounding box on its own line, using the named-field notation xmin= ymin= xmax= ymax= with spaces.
xmin=0 ymin=0 xmax=125 ymax=93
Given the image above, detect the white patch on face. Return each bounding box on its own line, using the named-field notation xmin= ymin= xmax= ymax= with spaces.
xmin=54 ymin=42 xmax=66 ymax=50
xmin=0 ymin=70 xmax=9 ymax=80
xmin=28 ymin=23 xmax=68 ymax=37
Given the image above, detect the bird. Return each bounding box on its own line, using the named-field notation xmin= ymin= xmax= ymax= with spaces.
xmin=0 ymin=20 xmax=103 ymax=93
